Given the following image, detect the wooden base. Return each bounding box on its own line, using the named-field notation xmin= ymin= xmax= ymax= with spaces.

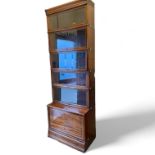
xmin=47 ymin=102 xmax=96 ymax=152
xmin=48 ymin=129 xmax=95 ymax=152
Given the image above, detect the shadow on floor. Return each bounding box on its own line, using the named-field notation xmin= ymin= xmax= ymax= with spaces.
xmin=89 ymin=109 xmax=155 ymax=151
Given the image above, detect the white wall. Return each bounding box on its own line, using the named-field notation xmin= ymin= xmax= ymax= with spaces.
xmin=0 ymin=0 xmax=155 ymax=155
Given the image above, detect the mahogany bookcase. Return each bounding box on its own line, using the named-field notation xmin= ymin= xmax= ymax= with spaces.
xmin=45 ymin=0 xmax=95 ymax=152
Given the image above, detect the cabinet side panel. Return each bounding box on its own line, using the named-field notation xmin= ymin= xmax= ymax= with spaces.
xmin=86 ymin=2 xmax=96 ymax=140
xmin=87 ymin=2 xmax=95 ymax=28
xmin=87 ymin=27 xmax=95 ymax=109
xmin=85 ymin=109 xmax=96 ymax=145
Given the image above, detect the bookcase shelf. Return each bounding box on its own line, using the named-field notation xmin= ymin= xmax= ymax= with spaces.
xmin=53 ymin=83 xmax=89 ymax=90
xmin=49 ymin=47 xmax=88 ymax=53
xmin=51 ymin=68 xmax=87 ymax=73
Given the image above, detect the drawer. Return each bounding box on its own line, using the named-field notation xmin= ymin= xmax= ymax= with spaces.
xmin=49 ymin=108 xmax=84 ymax=139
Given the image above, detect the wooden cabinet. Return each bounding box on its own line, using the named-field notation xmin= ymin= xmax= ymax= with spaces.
xmin=45 ymin=0 xmax=95 ymax=152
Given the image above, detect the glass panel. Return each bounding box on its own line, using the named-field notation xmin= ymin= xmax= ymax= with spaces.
xmin=47 ymin=6 xmax=86 ymax=31
xmin=49 ymin=28 xmax=86 ymax=50
xmin=58 ymin=6 xmax=86 ymax=29
xmin=52 ymin=72 xmax=87 ymax=86
xmin=47 ymin=14 xmax=58 ymax=31
xmin=50 ymin=52 xmax=86 ymax=69
xmin=53 ymin=87 xmax=87 ymax=106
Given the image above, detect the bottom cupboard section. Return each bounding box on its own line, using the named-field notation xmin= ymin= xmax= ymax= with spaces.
xmin=48 ymin=106 xmax=85 ymax=139
xmin=53 ymin=87 xmax=88 ymax=106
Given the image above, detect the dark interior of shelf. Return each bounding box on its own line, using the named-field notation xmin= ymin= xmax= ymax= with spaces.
xmin=49 ymin=28 xmax=87 ymax=50
xmin=53 ymin=87 xmax=88 ymax=106
xmin=52 ymin=71 xmax=87 ymax=86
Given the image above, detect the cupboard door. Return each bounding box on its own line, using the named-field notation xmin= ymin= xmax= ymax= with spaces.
xmin=58 ymin=6 xmax=86 ymax=29
xmin=52 ymin=72 xmax=88 ymax=87
xmin=53 ymin=87 xmax=88 ymax=106
xmin=50 ymin=52 xmax=87 ymax=69
xmin=47 ymin=14 xmax=58 ymax=31
xmin=49 ymin=28 xmax=86 ymax=50
xmin=47 ymin=6 xmax=86 ymax=31
xmin=49 ymin=108 xmax=84 ymax=139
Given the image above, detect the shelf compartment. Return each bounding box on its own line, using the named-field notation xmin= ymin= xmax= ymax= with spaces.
xmin=52 ymin=72 xmax=88 ymax=87
xmin=50 ymin=51 xmax=87 ymax=70
xmin=53 ymin=87 xmax=88 ymax=106
xmin=48 ymin=27 xmax=87 ymax=50
xmin=47 ymin=6 xmax=86 ymax=31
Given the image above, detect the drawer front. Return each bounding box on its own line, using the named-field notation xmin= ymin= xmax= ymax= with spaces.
xmin=49 ymin=108 xmax=84 ymax=139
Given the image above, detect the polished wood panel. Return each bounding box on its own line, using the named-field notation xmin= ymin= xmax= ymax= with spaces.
xmin=45 ymin=1 xmax=87 ymax=15
xmin=48 ymin=129 xmax=86 ymax=152
xmin=49 ymin=108 xmax=84 ymax=139
xmin=53 ymin=83 xmax=89 ymax=90
xmin=48 ymin=102 xmax=89 ymax=115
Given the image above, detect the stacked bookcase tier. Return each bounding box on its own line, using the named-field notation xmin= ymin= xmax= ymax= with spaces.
xmin=47 ymin=5 xmax=86 ymax=31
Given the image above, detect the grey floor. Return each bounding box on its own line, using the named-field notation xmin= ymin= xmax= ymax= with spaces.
xmin=89 ymin=109 xmax=155 ymax=151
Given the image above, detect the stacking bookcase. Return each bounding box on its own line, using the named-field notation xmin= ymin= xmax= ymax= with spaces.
xmin=45 ymin=0 xmax=96 ymax=152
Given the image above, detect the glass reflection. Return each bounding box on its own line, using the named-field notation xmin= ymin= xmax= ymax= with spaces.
xmin=58 ymin=6 xmax=86 ymax=29
xmin=52 ymin=72 xmax=87 ymax=86
xmin=53 ymin=87 xmax=87 ymax=105
xmin=47 ymin=6 xmax=86 ymax=31
xmin=49 ymin=28 xmax=86 ymax=50
xmin=50 ymin=52 xmax=86 ymax=69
